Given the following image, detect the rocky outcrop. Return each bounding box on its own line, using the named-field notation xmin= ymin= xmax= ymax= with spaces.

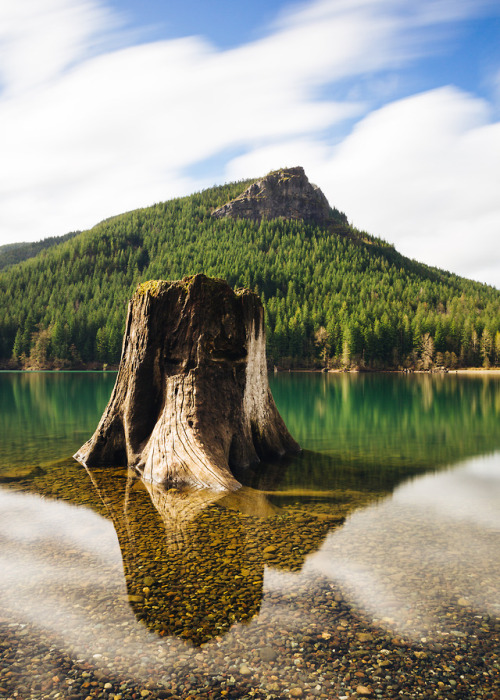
xmin=74 ymin=274 xmax=299 ymax=490
xmin=211 ymin=166 xmax=331 ymax=223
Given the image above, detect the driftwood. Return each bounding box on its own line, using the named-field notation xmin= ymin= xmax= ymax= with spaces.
xmin=74 ymin=274 xmax=299 ymax=490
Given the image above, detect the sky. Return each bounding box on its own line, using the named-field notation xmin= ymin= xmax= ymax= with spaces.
xmin=1 ymin=0 xmax=499 ymax=287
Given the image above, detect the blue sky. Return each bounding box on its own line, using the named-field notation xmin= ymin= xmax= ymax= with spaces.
xmin=1 ymin=0 xmax=499 ymax=286
xmin=111 ymin=0 xmax=500 ymax=98
xmin=106 ymin=0 xmax=294 ymax=48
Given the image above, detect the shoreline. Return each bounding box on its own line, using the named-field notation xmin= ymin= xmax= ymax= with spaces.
xmin=2 ymin=366 xmax=500 ymax=375
xmin=277 ymin=367 xmax=500 ymax=374
xmin=454 ymin=367 xmax=500 ymax=374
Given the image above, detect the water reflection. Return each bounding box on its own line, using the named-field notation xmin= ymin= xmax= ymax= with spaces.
xmin=4 ymin=445 xmax=498 ymax=652
xmin=1 ymin=367 xmax=500 ymax=698
xmin=271 ymin=372 xmax=500 ymax=470
xmin=302 ymin=451 xmax=500 ymax=641
xmin=2 ymin=372 xmax=500 ymax=480
xmin=85 ymin=467 xmax=342 ymax=645
xmin=0 ymin=371 xmax=116 ymax=473
xmin=0 ymin=488 xmax=125 ymax=644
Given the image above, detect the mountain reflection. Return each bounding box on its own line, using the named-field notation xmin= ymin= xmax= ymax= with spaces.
xmin=270 ymin=372 xmax=500 ymax=471
xmin=85 ymin=467 xmax=342 ymax=645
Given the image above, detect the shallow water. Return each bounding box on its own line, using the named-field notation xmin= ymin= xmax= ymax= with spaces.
xmin=0 ymin=371 xmax=499 ymax=699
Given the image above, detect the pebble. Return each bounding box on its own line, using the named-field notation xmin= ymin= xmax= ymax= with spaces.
xmin=356 ymin=633 xmax=373 ymax=642
xmin=259 ymin=646 xmax=277 ymax=662
xmin=1 ymin=460 xmax=499 ymax=700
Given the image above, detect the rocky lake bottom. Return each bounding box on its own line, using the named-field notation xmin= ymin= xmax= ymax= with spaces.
xmin=1 ymin=456 xmax=499 ymax=700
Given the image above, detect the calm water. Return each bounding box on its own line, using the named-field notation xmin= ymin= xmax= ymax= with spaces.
xmin=0 ymin=371 xmax=499 ymax=699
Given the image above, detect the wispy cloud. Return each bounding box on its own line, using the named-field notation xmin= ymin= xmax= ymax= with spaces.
xmin=0 ymin=0 xmax=116 ymax=95
xmin=0 ymin=0 xmax=499 ymax=285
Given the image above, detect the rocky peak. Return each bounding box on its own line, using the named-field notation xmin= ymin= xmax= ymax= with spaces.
xmin=211 ymin=166 xmax=332 ymax=223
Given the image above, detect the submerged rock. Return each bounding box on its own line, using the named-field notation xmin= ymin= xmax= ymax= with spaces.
xmin=74 ymin=274 xmax=299 ymax=490
xmin=211 ymin=166 xmax=332 ymax=223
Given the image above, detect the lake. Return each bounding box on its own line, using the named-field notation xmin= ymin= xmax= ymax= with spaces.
xmin=0 ymin=371 xmax=499 ymax=699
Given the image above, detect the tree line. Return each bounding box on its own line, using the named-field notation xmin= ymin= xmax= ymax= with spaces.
xmin=1 ymin=178 xmax=499 ymax=371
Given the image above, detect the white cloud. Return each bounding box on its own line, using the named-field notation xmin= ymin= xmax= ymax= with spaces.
xmin=321 ymin=88 xmax=500 ymax=286
xmin=0 ymin=0 xmax=499 ymax=287
xmin=0 ymin=0 xmax=115 ymax=95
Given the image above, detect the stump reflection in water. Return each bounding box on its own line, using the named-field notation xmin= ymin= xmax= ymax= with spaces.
xmin=85 ymin=466 xmax=341 ymax=645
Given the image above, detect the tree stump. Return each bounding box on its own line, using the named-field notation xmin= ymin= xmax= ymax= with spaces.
xmin=74 ymin=274 xmax=299 ymax=490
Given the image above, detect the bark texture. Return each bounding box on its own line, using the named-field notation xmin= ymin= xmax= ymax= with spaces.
xmin=74 ymin=274 xmax=299 ymax=490
xmin=211 ymin=166 xmax=331 ymax=223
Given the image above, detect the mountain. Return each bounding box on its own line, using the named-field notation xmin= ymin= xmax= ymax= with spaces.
xmin=0 ymin=167 xmax=499 ymax=371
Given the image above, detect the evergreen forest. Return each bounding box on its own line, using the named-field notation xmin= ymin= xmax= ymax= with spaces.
xmin=1 ymin=177 xmax=500 ymax=371
xmin=0 ymin=231 xmax=80 ymax=272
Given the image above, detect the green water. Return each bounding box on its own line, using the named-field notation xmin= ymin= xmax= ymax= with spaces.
xmin=264 ymin=371 xmax=500 ymax=494
xmin=0 ymin=371 xmax=115 ymax=473
xmin=2 ymin=370 xmax=500 ymax=478
xmin=271 ymin=371 xmax=500 ymax=465
xmin=0 ymin=372 xmax=499 ymax=698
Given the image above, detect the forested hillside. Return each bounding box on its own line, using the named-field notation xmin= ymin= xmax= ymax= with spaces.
xmin=0 ymin=231 xmax=80 ymax=272
xmin=1 ymin=176 xmax=499 ymax=370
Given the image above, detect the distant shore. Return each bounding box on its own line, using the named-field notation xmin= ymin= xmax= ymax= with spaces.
xmin=277 ymin=367 xmax=500 ymax=375
xmin=454 ymin=368 xmax=500 ymax=374
xmin=2 ymin=364 xmax=500 ymax=375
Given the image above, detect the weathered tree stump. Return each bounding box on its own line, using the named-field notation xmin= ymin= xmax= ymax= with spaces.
xmin=74 ymin=274 xmax=299 ymax=490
